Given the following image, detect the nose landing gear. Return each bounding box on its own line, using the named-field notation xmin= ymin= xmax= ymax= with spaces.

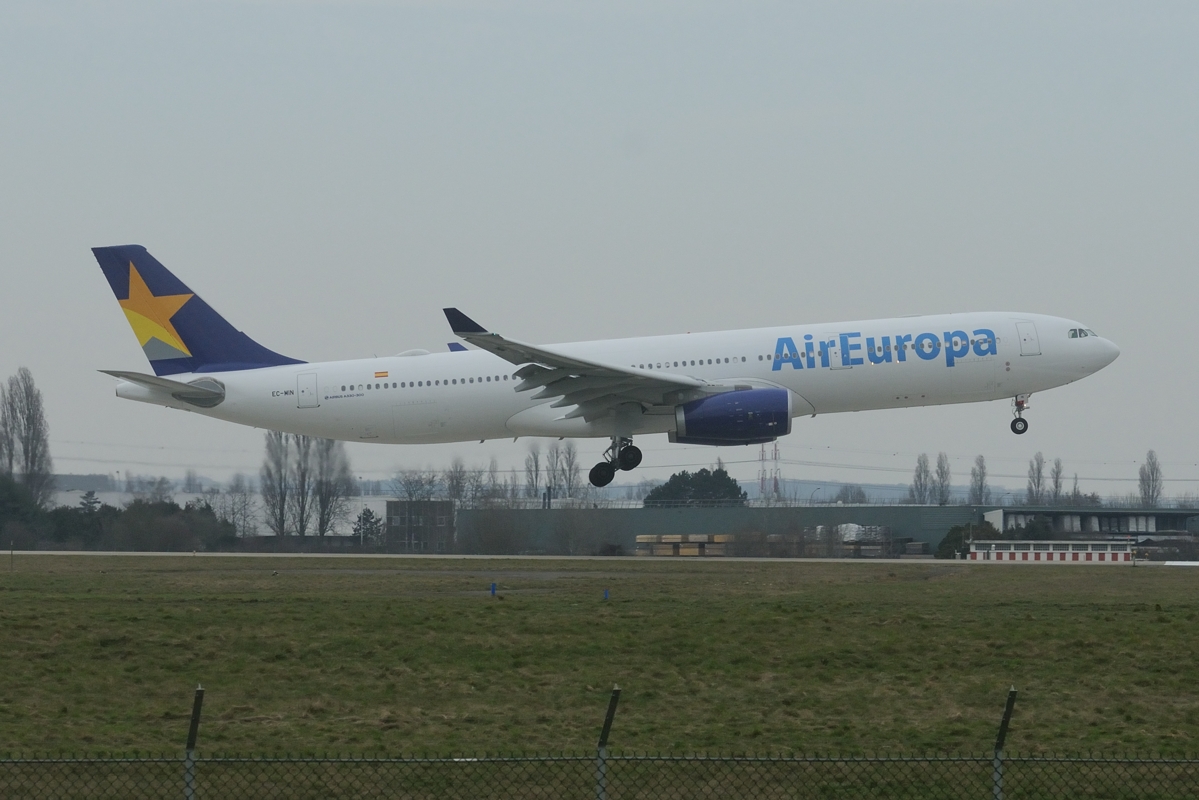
xmin=1010 ymin=394 xmax=1031 ymax=435
xmin=589 ymin=437 xmax=643 ymax=487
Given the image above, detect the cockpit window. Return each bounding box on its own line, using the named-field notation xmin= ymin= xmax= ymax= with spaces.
xmin=1069 ymin=329 xmax=1078 ymax=338
xmin=1085 ymin=329 xmax=1097 ymax=336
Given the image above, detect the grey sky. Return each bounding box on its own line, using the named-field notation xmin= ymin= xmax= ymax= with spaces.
xmin=2 ymin=1 xmax=1196 ymax=496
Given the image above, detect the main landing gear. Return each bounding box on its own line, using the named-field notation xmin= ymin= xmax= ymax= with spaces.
xmin=1010 ymin=394 xmax=1031 ymax=435
xmin=589 ymin=437 xmax=643 ymax=487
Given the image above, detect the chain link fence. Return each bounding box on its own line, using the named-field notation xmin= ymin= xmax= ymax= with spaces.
xmin=6 ymin=687 xmax=1199 ymax=798
xmin=3 ymin=751 xmax=1199 ymax=798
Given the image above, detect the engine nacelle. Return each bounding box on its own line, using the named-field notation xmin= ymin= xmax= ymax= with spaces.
xmin=669 ymin=388 xmax=792 ymax=446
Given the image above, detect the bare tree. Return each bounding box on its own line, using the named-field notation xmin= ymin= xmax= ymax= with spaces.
xmin=524 ymin=443 xmax=542 ymax=499
xmin=464 ymin=467 xmax=486 ymax=508
xmin=1 ymin=368 xmax=54 ymax=506
xmin=486 ymin=458 xmax=501 ymax=502
xmin=562 ymin=441 xmax=582 ymax=498
xmin=545 ymin=441 xmax=563 ymax=493
xmin=227 ymin=473 xmax=258 ymax=536
xmin=834 ymin=484 xmax=868 ymax=504
xmin=1026 ymin=452 xmax=1046 ymax=505
xmin=968 ymin=455 xmax=991 ymax=505
xmin=933 ymin=452 xmax=952 ymax=505
xmin=314 ymin=438 xmax=353 ymax=536
xmin=908 ymin=454 xmax=932 ymax=504
xmin=260 ymin=431 xmax=290 ymax=536
xmin=391 ymin=469 xmax=441 ymax=503
xmin=1139 ymin=450 xmax=1163 ymax=508
xmin=288 ymin=434 xmax=315 ymax=537
xmin=147 ymin=476 xmax=173 ymax=504
xmin=0 ymin=380 xmax=13 ymax=477
xmin=1050 ymin=458 xmax=1065 ymax=505
xmin=182 ymin=469 xmax=202 ymax=494
xmin=444 ymin=458 xmax=468 ymax=504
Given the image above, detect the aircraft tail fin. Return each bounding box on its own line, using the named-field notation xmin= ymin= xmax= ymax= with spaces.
xmin=92 ymin=245 xmax=304 ymax=376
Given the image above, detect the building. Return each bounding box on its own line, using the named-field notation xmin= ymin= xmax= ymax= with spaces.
xmin=385 ymin=500 xmax=455 ymax=553
xmin=969 ymin=540 xmax=1134 ymax=563
xmin=449 ymin=503 xmax=1198 ymax=557
xmin=983 ymin=506 xmax=1197 ymax=536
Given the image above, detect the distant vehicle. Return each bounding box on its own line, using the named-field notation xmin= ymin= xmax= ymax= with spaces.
xmin=93 ymin=245 xmax=1119 ymax=487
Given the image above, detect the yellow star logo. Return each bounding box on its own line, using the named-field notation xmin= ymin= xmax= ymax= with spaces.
xmin=118 ymin=262 xmax=194 ymax=357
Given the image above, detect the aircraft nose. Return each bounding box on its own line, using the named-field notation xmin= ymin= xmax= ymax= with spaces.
xmin=1098 ymin=338 xmax=1120 ymax=368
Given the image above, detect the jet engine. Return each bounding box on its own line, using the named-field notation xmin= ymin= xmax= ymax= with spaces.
xmin=669 ymin=388 xmax=792 ymax=446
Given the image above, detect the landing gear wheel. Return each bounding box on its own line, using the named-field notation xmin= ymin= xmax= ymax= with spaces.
xmin=617 ymin=445 xmax=643 ymax=471
xmin=589 ymin=461 xmax=616 ymax=487
xmin=1011 ymin=418 xmax=1028 ymax=435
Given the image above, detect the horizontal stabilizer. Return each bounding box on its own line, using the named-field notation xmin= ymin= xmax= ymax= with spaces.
xmin=100 ymin=370 xmax=225 ymax=408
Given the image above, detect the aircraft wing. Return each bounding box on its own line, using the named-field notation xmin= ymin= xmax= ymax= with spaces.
xmin=443 ymin=308 xmax=720 ymax=422
xmin=100 ymin=370 xmax=226 ymax=408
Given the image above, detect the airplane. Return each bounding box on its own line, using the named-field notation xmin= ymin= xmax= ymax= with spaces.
xmin=93 ymin=245 xmax=1120 ymax=487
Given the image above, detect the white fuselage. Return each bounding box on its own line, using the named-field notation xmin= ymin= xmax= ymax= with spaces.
xmin=113 ymin=312 xmax=1119 ymax=445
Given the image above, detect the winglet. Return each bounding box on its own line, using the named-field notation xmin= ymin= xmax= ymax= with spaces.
xmin=443 ymin=308 xmax=488 ymax=335
xmin=447 ymin=342 xmax=467 ymax=352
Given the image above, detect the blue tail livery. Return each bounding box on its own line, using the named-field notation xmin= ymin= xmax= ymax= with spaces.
xmin=92 ymin=245 xmax=304 ymax=376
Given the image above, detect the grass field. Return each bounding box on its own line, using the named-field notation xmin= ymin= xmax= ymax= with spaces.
xmin=1 ymin=555 xmax=1198 ymax=756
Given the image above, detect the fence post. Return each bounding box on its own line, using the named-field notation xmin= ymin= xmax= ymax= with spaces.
xmin=992 ymin=686 xmax=1017 ymax=800
xmin=595 ymin=685 xmax=621 ymax=800
xmin=184 ymin=685 xmax=204 ymax=800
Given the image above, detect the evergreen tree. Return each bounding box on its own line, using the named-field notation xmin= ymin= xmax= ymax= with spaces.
xmin=353 ymin=507 xmax=385 ymax=543
xmin=643 ymin=468 xmax=746 ymax=506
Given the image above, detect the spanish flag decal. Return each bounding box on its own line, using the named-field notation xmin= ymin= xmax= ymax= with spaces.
xmin=375 ymin=371 xmax=389 ymax=378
